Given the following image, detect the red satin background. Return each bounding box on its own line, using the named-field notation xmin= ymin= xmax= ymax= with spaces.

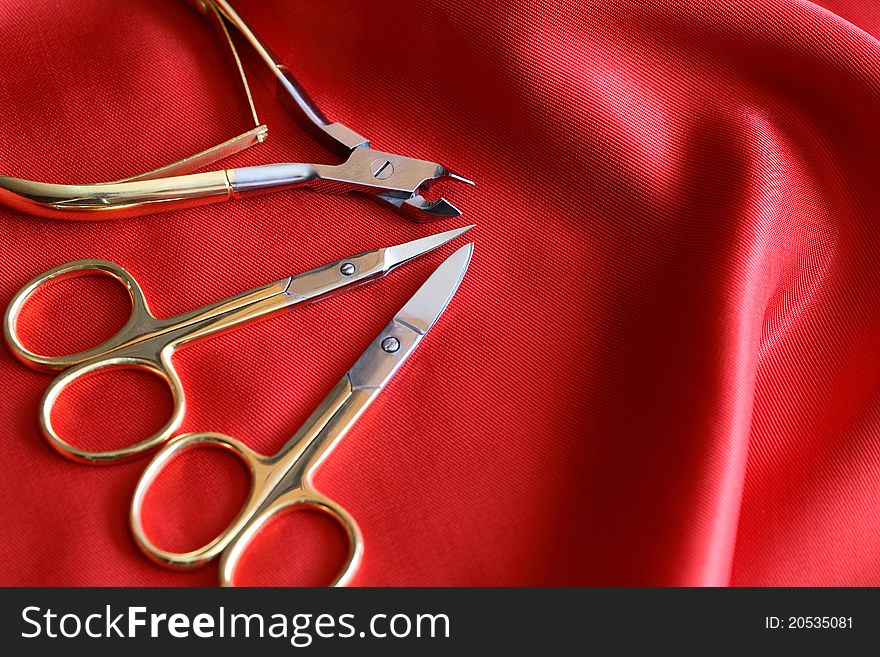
xmin=2 ymin=0 xmax=880 ymax=586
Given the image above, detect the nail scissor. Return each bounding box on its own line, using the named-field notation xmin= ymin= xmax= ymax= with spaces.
xmin=0 ymin=0 xmax=473 ymax=222
xmin=130 ymin=243 xmax=473 ymax=586
xmin=3 ymin=226 xmax=471 ymax=463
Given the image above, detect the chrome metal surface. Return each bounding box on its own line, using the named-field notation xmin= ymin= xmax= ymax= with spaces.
xmin=130 ymin=243 xmax=473 ymax=586
xmin=3 ymin=227 xmax=470 ymax=463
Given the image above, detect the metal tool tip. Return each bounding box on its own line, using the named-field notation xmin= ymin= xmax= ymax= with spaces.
xmin=384 ymin=225 xmax=473 ymax=270
xmin=447 ymin=171 xmax=476 ymax=186
xmin=391 ymin=241 xmax=475 ymax=335
xmin=411 ymin=196 xmax=463 ymax=218
xmin=447 ymin=241 xmax=475 ymax=272
xmin=439 ymin=242 xmax=475 ymax=282
xmin=431 ymin=224 xmax=473 ymax=244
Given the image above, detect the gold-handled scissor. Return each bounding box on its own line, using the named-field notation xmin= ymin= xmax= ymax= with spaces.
xmin=130 ymin=243 xmax=473 ymax=586
xmin=3 ymin=226 xmax=471 ymax=463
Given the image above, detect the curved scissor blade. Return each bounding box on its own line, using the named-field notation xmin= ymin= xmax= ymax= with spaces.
xmin=256 ymin=242 xmax=475 ymax=528
xmin=395 ymin=242 xmax=474 ymax=334
xmin=347 ymin=242 xmax=474 ymax=392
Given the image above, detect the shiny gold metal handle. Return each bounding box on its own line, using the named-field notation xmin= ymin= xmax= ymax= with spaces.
xmin=0 ymin=162 xmax=326 ymax=221
xmin=131 ymin=431 xmax=280 ymax=568
xmin=3 ymin=259 xmax=185 ymax=463
xmin=3 ymin=259 xmax=153 ymax=371
xmin=218 ymin=486 xmax=364 ymax=587
xmin=40 ymin=348 xmax=187 ymax=464
xmin=0 ymin=171 xmax=233 ymax=221
xmin=207 ymin=377 xmax=367 ymax=586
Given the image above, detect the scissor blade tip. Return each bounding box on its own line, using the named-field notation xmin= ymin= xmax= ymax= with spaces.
xmin=453 ymin=241 xmax=475 ymax=263
xmin=448 ymin=242 xmax=475 ymax=270
xmin=448 ymin=224 xmax=474 ymax=236
xmin=424 ymin=224 xmax=473 ymax=245
xmin=385 ymin=225 xmax=474 ymax=270
xmin=394 ymin=240 xmax=474 ymax=333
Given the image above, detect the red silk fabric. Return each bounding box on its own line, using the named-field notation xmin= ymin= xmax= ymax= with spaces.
xmin=2 ymin=0 xmax=880 ymax=586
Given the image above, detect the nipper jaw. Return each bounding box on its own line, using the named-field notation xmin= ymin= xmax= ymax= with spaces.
xmin=0 ymin=0 xmax=473 ymax=222
xmin=313 ymin=147 xmax=475 ymax=219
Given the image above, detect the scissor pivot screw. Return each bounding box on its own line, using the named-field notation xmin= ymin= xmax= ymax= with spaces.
xmin=381 ymin=337 xmax=400 ymax=353
xmin=340 ymin=263 xmax=356 ymax=276
xmin=370 ymin=159 xmax=395 ymax=180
